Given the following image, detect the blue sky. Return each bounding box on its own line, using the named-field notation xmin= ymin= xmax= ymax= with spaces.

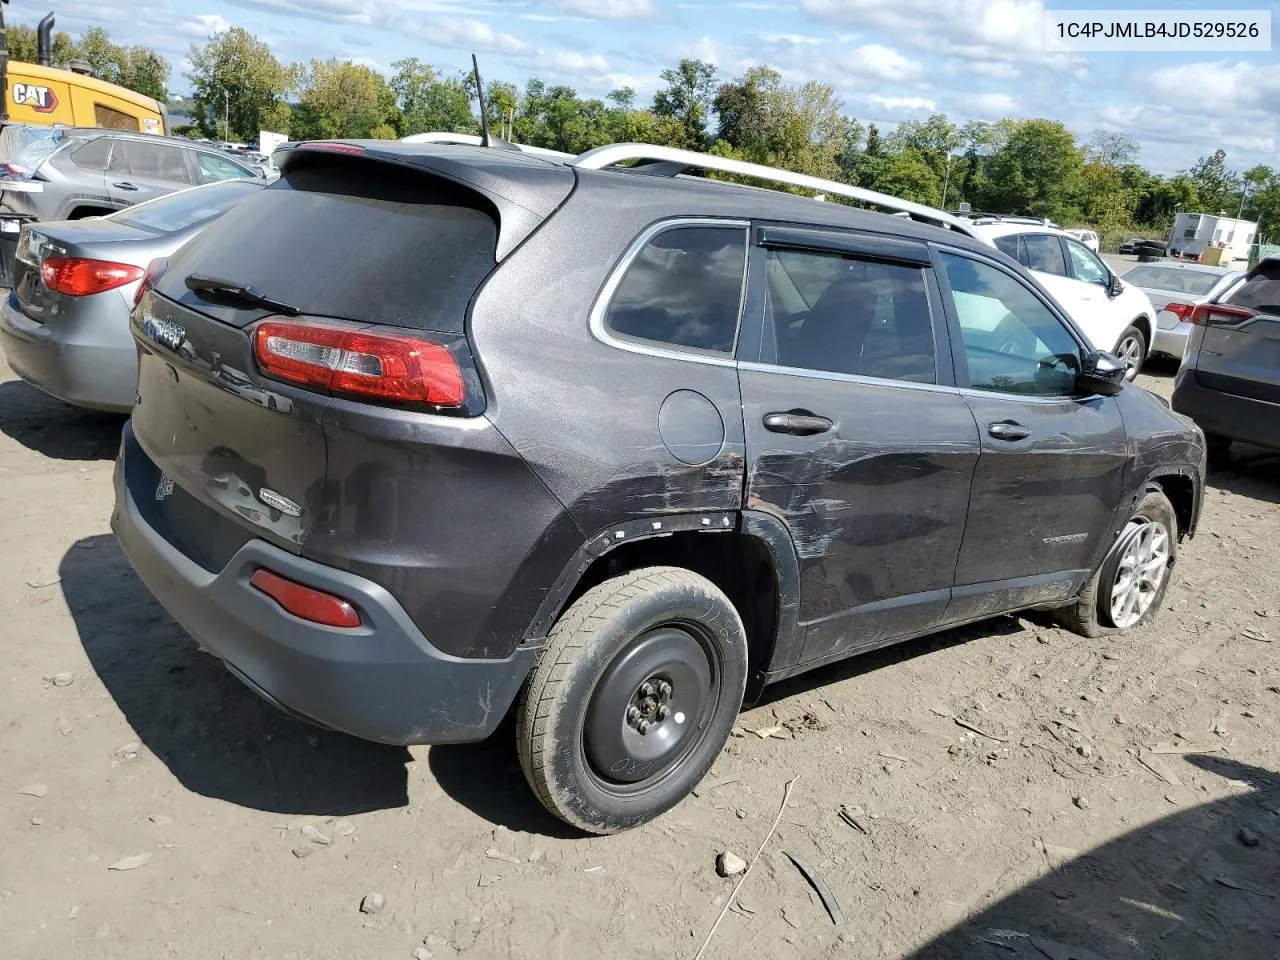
xmin=13 ymin=0 xmax=1280 ymax=173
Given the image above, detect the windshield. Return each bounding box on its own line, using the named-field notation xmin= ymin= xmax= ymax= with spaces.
xmin=109 ymin=180 xmax=264 ymax=234
xmin=0 ymin=124 xmax=64 ymax=176
xmin=1122 ymin=265 xmax=1223 ymax=297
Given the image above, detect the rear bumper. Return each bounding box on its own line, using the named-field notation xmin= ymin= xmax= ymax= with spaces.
xmin=111 ymin=424 xmax=537 ymax=745
xmin=0 ymin=290 xmax=137 ymax=411
xmin=1172 ymin=368 xmax=1280 ymax=450
xmin=1152 ymin=320 xmax=1190 ymax=358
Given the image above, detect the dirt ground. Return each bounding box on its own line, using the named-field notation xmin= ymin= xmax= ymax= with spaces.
xmin=2 ymin=348 xmax=1278 ymax=960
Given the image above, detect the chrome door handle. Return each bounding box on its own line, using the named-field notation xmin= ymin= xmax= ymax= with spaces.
xmin=763 ymin=411 xmax=833 ymax=436
xmin=988 ymin=420 xmax=1030 ymax=441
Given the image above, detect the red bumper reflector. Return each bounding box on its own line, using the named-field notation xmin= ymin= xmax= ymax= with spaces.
xmin=249 ymin=568 xmax=361 ymax=628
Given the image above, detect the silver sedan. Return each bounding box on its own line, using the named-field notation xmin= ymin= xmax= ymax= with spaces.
xmin=0 ymin=179 xmax=264 ymax=411
xmin=1121 ymin=261 xmax=1244 ymax=360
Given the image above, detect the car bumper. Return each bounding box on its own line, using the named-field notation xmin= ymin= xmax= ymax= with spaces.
xmin=0 ymin=290 xmax=138 ymax=412
xmin=1171 ymin=369 xmax=1280 ymax=450
xmin=1152 ymin=321 xmax=1190 ymax=358
xmin=111 ymin=424 xmax=537 ymax=745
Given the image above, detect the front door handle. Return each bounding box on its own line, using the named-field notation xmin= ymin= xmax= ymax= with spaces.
xmin=763 ymin=410 xmax=833 ymax=436
xmin=988 ymin=420 xmax=1030 ymax=441
xmin=112 ymin=181 xmax=139 ymax=191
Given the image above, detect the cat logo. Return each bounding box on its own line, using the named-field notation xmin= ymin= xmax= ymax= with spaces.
xmin=12 ymin=82 xmax=58 ymax=113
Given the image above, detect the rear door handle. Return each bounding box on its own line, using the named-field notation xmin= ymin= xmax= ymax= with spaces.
xmin=112 ymin=181 xmax=139 ymax=191
xmin=988 ymin=420 xmax=1030 ymax=441
xmin=763 ymin=411 xmax=833 ymax=436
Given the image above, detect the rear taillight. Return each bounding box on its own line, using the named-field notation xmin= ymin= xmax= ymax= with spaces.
xmin=1188 ymin=304 xmax=1256 ymax=326
xmin=249 ymin=568 xmax=361 ymax=628
xmin=41 ymin=257 xmax=145 ymax=297
xmin=254 ymin=319 xmax=465 ymax=407
xmin=3 ymin=162 xmax=31 ymax=177
xmin=1164 ymin=302 xmax=1194 ymax=323
xmin=132 ymin=257 xmax=168 ymax=308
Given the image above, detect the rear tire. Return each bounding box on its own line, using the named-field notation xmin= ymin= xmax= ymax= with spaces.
xmin=1054 ymin=489 xmax=1177 ymax=638
xmin=1114 ymin=325 xmax=1147 ymax=380
xmin=517 ymin=567 xmax=748 ymax=835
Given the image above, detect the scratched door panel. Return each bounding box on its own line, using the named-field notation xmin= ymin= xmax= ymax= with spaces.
xmin=740 ymin=368 xmax=980 ymax=663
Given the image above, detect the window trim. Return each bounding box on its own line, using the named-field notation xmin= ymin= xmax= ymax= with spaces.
xmin=746 ymin=230 xmax=951 ymax=387
xmin=930 ymin=243 xmax=1103 ymax=402
xmin=589 ymin=217 xmax=749 ymax=367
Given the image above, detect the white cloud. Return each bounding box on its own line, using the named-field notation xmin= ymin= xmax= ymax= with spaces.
xmin=755 ymin=32 xmax=827 ymax=45
xmin=800 ymin=0 xmax=1076 ymax=69
xmin=965 ymin=92 xmax=1017 ymax=116
xmin=555 ymin=0 xmax=656 ymax=19
xmin=966 ymin=60 xmax=1021 ymax=80
xmin=842 ymin=43 xmax=923 ymax=82
xmin=539 ymin=50 xmax=613 ymax=75
xmin=866 ymin=95 xmax=936 ymax=112
xmin=411 ymin=17 xmax=534 ymax=55
xmin=174 ymin=13 xmax=232 ymax=39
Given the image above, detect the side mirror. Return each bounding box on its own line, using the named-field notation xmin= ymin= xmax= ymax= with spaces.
xmin=1077 ymin=350 xmax=1126 ymax=396
xmin=1107 ymin=273 xmax=1124 ymax=298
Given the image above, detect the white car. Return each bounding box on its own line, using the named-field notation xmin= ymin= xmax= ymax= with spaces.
xmin=1064 ymin=228 xmax=1100 ymax=252
xmin=963 ymin=216 xmax=1157 ymax=378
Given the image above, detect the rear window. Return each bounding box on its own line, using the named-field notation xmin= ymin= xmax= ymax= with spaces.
xmin=161 ymin=160 xmax=499 ymax=333
xmin=1226 ymin=260 xmax=1280 ymax=314
xmin=604 ymin=225 xmax=747 ymax=354
xmin=1122 ymin=265 xmax=1221 ymax=296
xmin=110 ymin=180 xmax=262 ymax=234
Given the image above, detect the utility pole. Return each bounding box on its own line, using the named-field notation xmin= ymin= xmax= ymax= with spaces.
xmin=223 ymin=89 xmax=229 ymax=143
xmin=941 ymin=152 xmax=954 ymax=210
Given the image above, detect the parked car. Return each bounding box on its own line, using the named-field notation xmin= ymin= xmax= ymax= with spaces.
xmin=0 ymin=178 xmax=265 ymax=411
xmin=964 ymin=215 xmax=1158 ymax=378
xmin=1172 ymin=257 xmax=1280 ymax=455
xmin=1120 ymin=261 xmax=1244 ymax=358
xmin=1118 ymin=238 xmax=1143 ymax=255
xmin=0 ymin=125 xmax=263 ymax=284
xmin=1065 ymin=228 xmax=1100 ymax=252
xmin=112 ymin=138 xmax=1205 ymax=834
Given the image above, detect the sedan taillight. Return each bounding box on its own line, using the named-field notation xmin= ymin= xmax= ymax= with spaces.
xmin=41 ymin=257 xmax=145 ymax=297
xmin=253 ymin=319 xmax=465 ymax=408
xmin=1164 ymin=302 xmax=1195 ymax=323
xmin=1187 ymin=304 xmax=1256 ymax=326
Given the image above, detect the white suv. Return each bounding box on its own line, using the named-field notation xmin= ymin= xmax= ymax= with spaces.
xmin=964 ymin=217 xmax=1155 ymax=378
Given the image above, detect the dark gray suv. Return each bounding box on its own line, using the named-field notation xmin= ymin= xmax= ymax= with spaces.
xmin=111 ymin=139 xmax=1206 ymax=834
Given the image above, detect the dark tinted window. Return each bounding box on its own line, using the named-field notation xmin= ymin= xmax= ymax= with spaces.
xmin=161 ymin=161 xmax=498 ymax=333
xmin=605 ymin=226 xmax=746 ymax=353
xmin=994 ymin=235 xmax=1020 ymax=260
xmin=71 ymin=137 xmax=112 ymax=170
xmin=763 ymin=248 xmax=936 ymax=383
xmin=1227 ymin=260 xmax=1280 ymax=313
xmin=942 ymin=252 xmax=1080 ymax=396
xmin=111 ymin=180 xmax=262 ymax=234
xmin=121 ymin=141 xmax=191 ymax=184
xmin=1021 ymin=234 xmax=1067 ymax=276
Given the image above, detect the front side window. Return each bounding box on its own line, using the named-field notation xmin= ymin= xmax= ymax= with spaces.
xmin=604 ymin=225 xmax=747 ymax=354
xmin=1021 ymin=234 xmax=1068 ymax=276
xmin=1065 ymin=239 xmax=1109 ymax=286
xmin=762 ymin=247 xmax=936 ymax=383
xmin=941 ymin=252 xmax=1081 ymax=397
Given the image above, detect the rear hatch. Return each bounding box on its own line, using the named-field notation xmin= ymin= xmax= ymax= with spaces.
xmin=126 ymin=143 xmax=573 ymax=559
xmin=1193 ymin=259 xmax=1280 ymax=404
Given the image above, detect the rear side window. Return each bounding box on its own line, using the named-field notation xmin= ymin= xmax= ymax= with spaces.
xmin=1227 ymin=260 xmax=1280 ymax=313
xmin=762 ymin=248 xmax=936 ymax=383
xmin=1021 ymin=235 xmax=1067 ymax=276
xmin=604 ymin=225 xmax=747 ymax=354
xmin=994 ymin=236 xmax=1020 ymax=261
xmin=71 ymin=138 xmax=112 ymax=170
xmin=196 ymin=151 xmax=253 ymax=184
xmin=120 ymin=141 xmax=191 ymax=184
xmin=162 ymin=160 xmax=498 ymax=333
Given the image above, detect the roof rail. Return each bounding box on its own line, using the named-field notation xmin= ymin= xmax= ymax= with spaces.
xmin=571 ymin=142 xmax=974 ymax=235
xmin=399 ymin=132 xmax=573 ymax=160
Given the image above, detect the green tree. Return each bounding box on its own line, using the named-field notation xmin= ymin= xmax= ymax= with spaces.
xmin=652 ymin=58 xmax=716 ymax=148
xmin=120 ymin=46 xmax=170 ymax=101
xmin=7 ymin=24 xmax=77 ymax=65
xmin=187 ymin=27 xmax=294 ymax=140
xmin=293 ymin=59 xmax=398 ymax=140
xmin=984 ymin=119 xmax=1083 ymax=220
xmin=391 ymin=58 xmax=475 ymax=137
xmin=1189 ymin=149 xmax=1240 ymax=214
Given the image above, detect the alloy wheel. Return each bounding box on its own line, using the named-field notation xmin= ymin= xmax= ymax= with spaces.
xmin=1109 ymin=519 xmax=1170 ymax=628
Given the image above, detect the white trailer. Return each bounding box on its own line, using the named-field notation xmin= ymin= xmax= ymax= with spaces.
xmin=1169 ymin=212 xmax=1257 ymax=262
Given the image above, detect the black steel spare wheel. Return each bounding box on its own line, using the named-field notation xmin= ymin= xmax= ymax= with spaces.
xmin=584 ymin=626 xmax=715 ymax=786
xmin=516 ymin=566 xmax=749 ymax=834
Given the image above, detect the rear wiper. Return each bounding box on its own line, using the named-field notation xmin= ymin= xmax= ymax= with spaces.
xmin=184 ymin=273 xmax=300 ymax=316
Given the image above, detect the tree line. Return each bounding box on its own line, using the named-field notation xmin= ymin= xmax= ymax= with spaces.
xmin=14 ymin=23 xmax=1280 ymax=247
